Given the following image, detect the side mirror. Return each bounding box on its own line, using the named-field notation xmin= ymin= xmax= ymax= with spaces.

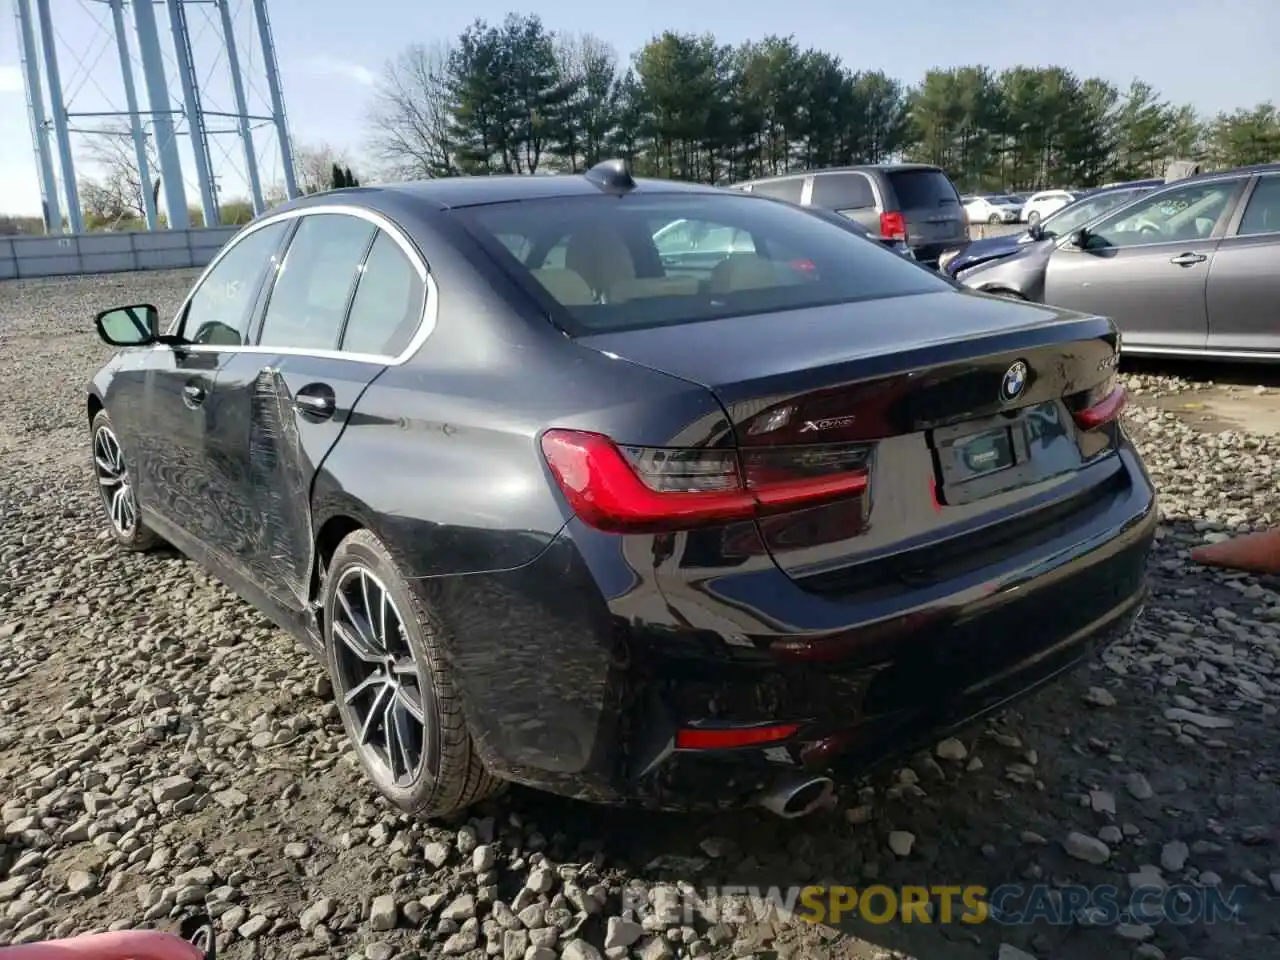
xmin=1068 ymin=228 xmax=1090 ymax=249
xmin=1026 ymin=221 xmax=1044 ymax=241
xmin=96 ymin=304 xmax=160 ymax=347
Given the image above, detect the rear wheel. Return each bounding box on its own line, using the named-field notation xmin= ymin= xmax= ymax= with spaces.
xmin=322 ymin=529 xmax=502 ymax=817
xmin=1026 ymin=210 xmax=1041 ymax=227
xmin=90 ymin=410 xmax=161 ymax=552
xmin=987 ymin=213 xmax=1002 ymax=224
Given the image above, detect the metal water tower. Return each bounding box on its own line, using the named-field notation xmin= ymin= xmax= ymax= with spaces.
xmin=12 ymin=0 xmax=300 ymax=233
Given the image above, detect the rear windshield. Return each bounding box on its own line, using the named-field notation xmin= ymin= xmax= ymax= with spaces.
xmin=455 ymin=193 xmax=950 ymax=335
xmin=887 ymin=170 xmax=960 ymax=208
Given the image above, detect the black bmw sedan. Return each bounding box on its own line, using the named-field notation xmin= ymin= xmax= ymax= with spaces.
xmin=87 ymin=160 xmax=1157 ymax=819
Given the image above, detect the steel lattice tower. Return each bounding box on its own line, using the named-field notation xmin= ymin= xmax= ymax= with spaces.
xmin=12 ymin=0 xmax=299 ymax=233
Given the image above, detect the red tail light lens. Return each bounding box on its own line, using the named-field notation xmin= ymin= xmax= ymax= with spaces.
xmin=540 ymin=430 xmax=871 ymax=534
xmin=675 ymin=723 xmax=800 ymax=750
xmin=1073 ymin=384 xmax=1127 ymax=430
xmin=880 ymin=211 xmax=907 ymax=241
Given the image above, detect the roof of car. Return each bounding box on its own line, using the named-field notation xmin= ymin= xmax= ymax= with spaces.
xmin=1180 ymin=162 xmax=1280 ymax=183
xmin=281 ymin=172 xmax=726 ymax=214
xmin=740 ymin=163 xmax=944 ymax=185
xmin=271 ymin=169 xmax=730 ymax=219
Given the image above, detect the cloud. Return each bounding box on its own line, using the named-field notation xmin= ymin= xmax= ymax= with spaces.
xmin=294 ymin=56 xmax=376 ymax=88
xmin=0 ymin=65 xmax=24 ymax=95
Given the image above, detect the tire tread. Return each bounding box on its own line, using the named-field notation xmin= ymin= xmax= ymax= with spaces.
xmin=90 ymin=410 xmax=162 ymax=553
xmin=328 ymin=529 xmax=502 ymax=818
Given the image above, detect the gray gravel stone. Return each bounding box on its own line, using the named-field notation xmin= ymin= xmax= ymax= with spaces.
xmin=1063 ymin=832 xmax=1110 ymax=865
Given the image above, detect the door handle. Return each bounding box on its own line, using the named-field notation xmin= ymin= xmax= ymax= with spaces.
xmin=1169 ymin=252 xmax=1207 ymax=266
xmin=182 ymin=382 xmax=206 ymax=408
xmin=294 ymin=385 xmax=336 ymax=420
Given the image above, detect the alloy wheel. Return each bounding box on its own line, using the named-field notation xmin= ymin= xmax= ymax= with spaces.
xmin=93 ymin=426 xmax=137 ymax=535
xmin=330 ymin=566 xmax=428 ymax=786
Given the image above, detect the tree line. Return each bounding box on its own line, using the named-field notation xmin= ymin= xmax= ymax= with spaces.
xmin=8 ymin=14 xmax=1276 ymax=235
xmin=370 ymin=13 xmax=1279 ymax=192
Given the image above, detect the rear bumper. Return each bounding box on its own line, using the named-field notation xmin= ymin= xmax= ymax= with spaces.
xmin=429 ymin=444 xmax=1157 ymax=811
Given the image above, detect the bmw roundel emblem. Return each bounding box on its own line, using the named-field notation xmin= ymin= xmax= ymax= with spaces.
xmin=1000 ymin=360 xmax=1029 ymax=403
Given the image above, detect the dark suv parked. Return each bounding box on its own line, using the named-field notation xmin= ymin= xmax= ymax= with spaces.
xmin=732 ymin=164 xmax=968 ymax=267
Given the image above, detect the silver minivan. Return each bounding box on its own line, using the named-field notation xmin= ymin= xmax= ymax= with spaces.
xmin=732 ymin=164 xmax=968 ymax=268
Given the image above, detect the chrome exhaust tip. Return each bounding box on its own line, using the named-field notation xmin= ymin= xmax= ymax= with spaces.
xmin=756 ymin=775 xmax=835 ymax=819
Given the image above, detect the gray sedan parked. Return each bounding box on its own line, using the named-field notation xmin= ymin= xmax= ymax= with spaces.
xmin=957 ymin=165 xmax=1280 ymax=359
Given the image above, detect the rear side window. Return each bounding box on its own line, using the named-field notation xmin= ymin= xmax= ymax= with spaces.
xmin=748 ymin=178 xmax=804 ymax=203
xmin=342 ymin=231 xmax=426 ymax=357
xmin=455 ymin=192 xmax=949 ymax=336
xmin=810 ymin=174 xmax=875 ymax=211
xmin=888 ymin=170 xmax=960 ymax=209
xmin=258 ymin=214 xmax=376 ymax=351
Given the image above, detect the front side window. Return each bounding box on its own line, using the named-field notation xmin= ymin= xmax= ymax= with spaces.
xmin=1083 ymin=179 xmax=1243 ymax=249
xmin=1041 ymin=189 xmax=1151 ymax=239
xmin=455 ymin=192 xmax=950 ymax=335
xmin=1237 ymin=176 xmax=1280 ymax=236
xmin=181 ymin=221 xmax=289 ymax=346
xmin=258 ymin=213 xmax=376 ymax=351
xmin=341 ymin=231 xmax=426 ymax=357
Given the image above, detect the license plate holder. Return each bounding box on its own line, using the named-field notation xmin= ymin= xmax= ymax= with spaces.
xmin=931 ymin=410 xmax=1039 ymax=506
xmin=952 ymin=426 xmax=1015 ymax=479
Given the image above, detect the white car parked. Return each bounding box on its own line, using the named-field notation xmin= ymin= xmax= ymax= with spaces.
xmin=962 ymin=194 xmax=1023 ymax=224
xmin=1020 ymin=190 xmax=1078 ymax=225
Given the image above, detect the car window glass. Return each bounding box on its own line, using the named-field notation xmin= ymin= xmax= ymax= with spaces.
xmin=1041 ymin=190 xmax=1146 ymax=238
xmin=342 ymin=231 xmax=427 ymax=357
xmin=748 ymin=178 xmax=804 ymax=203
xmin=886 ymin=170 xmax=959 ymax=209
xmin=1084 ymin=180 xmax=1240 ymax=249
xmin=652 ymin=219 xmax=756 ymax=257
xmin=258 ymin=213 xmax=376 ymax=351
xmin=495 ymin=233 xmax=533 ymax=262
xmin=811 ymin=174 xmax=875 ymax=211
xmin=456 ymin=192 xmax=950 ymax=335
xmin=181 ymin=221 xmax=289 ymax=346
xmin=1237 ymin=177 xmax=1280 ymax=236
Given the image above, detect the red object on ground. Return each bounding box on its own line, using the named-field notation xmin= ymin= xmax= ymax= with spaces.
xmin=0 ymin=931 xmax=205 ymax=960
xmin=1190 ymin=527 xmax=1280 ymax=575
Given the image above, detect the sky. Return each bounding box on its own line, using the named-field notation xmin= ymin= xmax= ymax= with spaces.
xmin=0 ymin=0 xmax=1276 ymax=218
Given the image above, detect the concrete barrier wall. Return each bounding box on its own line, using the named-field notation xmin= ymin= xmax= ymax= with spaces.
xmin=0 ymin=226 xmax=241 ymax=281
xmin=0 ymin=220 xmax=1027 ymax=283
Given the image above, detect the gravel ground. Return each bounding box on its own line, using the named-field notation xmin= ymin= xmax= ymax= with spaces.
xmin=2 ymin=270 xmax=1279 ymax=960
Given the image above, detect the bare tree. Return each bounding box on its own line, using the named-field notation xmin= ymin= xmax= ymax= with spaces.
xmin=293 ymin=141 xmax=352 ymax=194
xmin=78 ymin=121 xmax=162 ymax=227
xmin=368 ymin=41 xmax=458 ymax=180
xmin=550 ymin=33 xmax=621 ymax=172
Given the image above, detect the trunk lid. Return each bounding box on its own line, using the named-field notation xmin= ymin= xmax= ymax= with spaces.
xmin=576 ymin=291 xmax=1124 ymax=591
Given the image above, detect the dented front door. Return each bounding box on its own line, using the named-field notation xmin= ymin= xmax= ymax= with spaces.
xmin=204 ymin=352 xmax=386 ymax=612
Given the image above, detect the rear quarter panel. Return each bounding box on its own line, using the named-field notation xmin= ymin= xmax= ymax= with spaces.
xmin=311 ymin=207 xmax=730 ymax=581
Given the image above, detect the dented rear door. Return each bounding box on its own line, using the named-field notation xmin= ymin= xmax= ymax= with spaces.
xmin=205 ymin=352 xmax=386 ymax=611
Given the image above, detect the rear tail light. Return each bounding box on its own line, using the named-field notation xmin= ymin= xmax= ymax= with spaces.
xmin=675 ymin=723 xmax=800 ymax=750
xmin=1073 ymin=382 xmax=1127 ymax=430
xmin=880 ymin=211 xmax=907 ymax=241
xmin=539 ymin=429 xmax=871 ymax=534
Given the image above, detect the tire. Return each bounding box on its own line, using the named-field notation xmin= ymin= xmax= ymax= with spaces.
xmin=90 ymin=409 xmax=162 ymax=552
xmin=1026 ymin=210 xmax=1041 ymax=227
xmin=322 ymin=529 xmax=502 ymax=817
xmin=988 ymin=213 xmax=1002 ymax=224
